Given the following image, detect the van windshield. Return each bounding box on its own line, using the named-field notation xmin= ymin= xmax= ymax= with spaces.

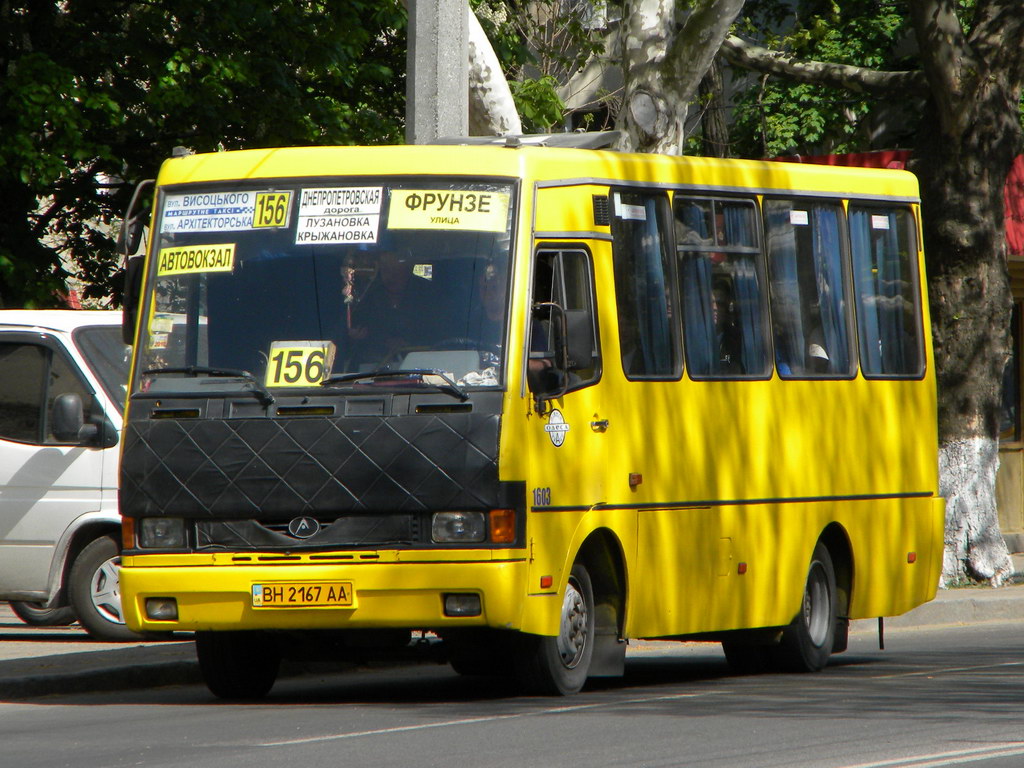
xmin=134 ymin=179 xmax=515 ymax=395
xmin=74 ymin=325 xmax=131 ymax=413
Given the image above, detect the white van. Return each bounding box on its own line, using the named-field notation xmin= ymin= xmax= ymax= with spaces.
xmin=0 ymin=310 xmax=137 ymax=640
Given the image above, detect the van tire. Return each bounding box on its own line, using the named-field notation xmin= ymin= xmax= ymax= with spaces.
xmin=9 ymin=601 xmax=77 ymax=627
xmin=68 ymin=535 xmax=144 ymax=642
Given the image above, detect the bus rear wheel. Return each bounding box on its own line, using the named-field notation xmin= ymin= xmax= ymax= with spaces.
xmin=514 ymin=562 xmax=595 ymax=695
xmin=195 ymin=631 xmax=280 ymax=700
xmin=771 ymin=542 xmax=837 ymax=672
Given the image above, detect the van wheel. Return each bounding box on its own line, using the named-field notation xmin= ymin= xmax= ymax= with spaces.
xmin=196 ymin=631 xmax=280 ymax=700
xmin=515 ymin=562 xmax=595 ymax=695
xmin=68 ymin=535 xmax=144 ymax=642
xmin=9 ymin=601 xmax=77 ymax=627
xmin=770 ymin=542 xmax=837 ymax=672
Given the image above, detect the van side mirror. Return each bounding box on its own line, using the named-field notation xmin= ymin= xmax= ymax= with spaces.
xmin=52 ymin=394 xmax=114 ymax=447
xmin=52 ymin=393 xmax=88 ymax=443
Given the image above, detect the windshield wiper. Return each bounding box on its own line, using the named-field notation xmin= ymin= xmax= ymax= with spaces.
xmin=142 ymin=365 xmax=275 ymax=406
xmin=322 ymin=368 xmax=469 ymax=402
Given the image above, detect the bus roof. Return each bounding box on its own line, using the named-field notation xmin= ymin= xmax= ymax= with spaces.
xmin=155 ymin=142 xmax=921 ymax=202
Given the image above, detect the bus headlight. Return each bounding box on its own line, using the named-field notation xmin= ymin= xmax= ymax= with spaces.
xmin=138 ymin=518 xmax=186 ymax=549
xmin=432 ymin=511 xmax=485 ymax=543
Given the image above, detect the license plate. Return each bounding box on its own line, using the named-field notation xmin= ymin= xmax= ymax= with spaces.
xmin=251 ymin=581 xmax=353 ymax=608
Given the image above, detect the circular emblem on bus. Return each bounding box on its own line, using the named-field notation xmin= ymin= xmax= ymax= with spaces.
xmin=288 ymin=516 xmax=321 ymax=538
xmin=544 ymin=409 xmax=570 ymax=447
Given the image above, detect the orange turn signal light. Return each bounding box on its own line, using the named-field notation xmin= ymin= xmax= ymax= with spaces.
xmin=121 ymin=517 xmax=135 ymax=550
xmin=489 ymin=509 xmax=515 ymax=543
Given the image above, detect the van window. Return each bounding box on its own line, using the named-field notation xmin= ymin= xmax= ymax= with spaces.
xmin=0 ymin=342 xmax=97 ymax=444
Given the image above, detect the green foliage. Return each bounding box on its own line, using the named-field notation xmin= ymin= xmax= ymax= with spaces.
xmin=0 ymin=0 xmax=406 ymax=307
xmin=511 ymin=76 xmax=566 ymax=133
xmin=729 ymin=0 xmax=916 ymax=158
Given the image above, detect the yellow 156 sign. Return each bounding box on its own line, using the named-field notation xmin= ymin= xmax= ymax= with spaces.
xmin=265 ymin=341 xmax=336 ymax=387
xmin=253 ymin=191 xmax=292 ymax=228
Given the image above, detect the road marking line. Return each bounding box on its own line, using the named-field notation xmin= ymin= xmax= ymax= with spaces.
xmin=257 ymin=692 xmax=717 ymax=747
xmin=869 ymin=661 xmax=1024 ymax=679
xmin=838 ymin=743 xmax=1024 ymax=768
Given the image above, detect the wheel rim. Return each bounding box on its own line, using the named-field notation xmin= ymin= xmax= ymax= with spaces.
xmin=89 ymin=555 xmax=126 ymax=625
xmin=556 ymin=577 xmax=588 ymax=669
xmin=803 ymin=561 xmax=831 ymax=647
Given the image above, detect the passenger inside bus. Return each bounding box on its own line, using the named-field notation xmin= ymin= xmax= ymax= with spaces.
xmin=712 ymin=280 xmax=743 ymax=374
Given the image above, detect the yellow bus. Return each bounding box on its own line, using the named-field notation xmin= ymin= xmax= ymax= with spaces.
xmin=118 ymin=136 xmax=943 ymax=699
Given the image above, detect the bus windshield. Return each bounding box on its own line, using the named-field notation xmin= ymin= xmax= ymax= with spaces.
xmin=135 ymin=179 xmax=515 ymax=394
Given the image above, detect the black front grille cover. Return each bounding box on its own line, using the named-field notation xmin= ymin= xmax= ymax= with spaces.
xmin=120 ymin=412 xmax=501 ymax=519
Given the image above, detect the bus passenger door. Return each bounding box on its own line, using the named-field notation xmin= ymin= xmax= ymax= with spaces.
xmin=525 ymin=246 xmax=608 ymax=572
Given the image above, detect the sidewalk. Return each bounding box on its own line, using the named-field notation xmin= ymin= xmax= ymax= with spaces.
xmin=2 ymin=572 xmax=1023 ymax=700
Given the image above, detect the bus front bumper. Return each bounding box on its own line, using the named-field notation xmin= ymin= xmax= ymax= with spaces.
xmin=120 ymin=553 xmax=529 ymax=633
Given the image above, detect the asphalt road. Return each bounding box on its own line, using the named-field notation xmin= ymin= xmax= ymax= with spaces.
xmin=2 ymin=620 xmax=1023 ymax=768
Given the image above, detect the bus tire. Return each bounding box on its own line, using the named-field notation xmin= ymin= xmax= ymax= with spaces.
xmin=68 ymin=535 xmax=146 ymax=642
xmin=196 ymin=631 xmax=280 ymax=700
xmin=9 ymin=600 xmax=77 ymax=627
xmin=771 ymin=542 xmax=837 ymax=672
xmin=515 ymin=562 xmax=595 ymax=695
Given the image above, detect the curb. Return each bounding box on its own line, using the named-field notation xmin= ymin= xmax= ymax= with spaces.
xmin=2 ymin=584 xmax=1023 ymax=700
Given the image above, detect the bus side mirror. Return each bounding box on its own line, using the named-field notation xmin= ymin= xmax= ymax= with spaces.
xmin=118 ymin=179 xmax=154 ymax=345
xmin=122 ymin=255 xmax=144 ymax=345
xmin=117 ymin=179 xmax=154 ymax=257
xmin=528 ymin=303 xmax=569 ymax=403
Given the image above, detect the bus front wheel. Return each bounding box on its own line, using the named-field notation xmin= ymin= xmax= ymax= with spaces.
xmin=195 ymin=631 xmax=280 ymax=700
xmin=772 ymin=542 xmax=837 ymax=672
xmin=515 ymin=562 xmax=595 ymax=695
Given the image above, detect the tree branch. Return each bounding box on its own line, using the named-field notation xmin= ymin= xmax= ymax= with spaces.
xmin=721 ymin=35 xmax=925 ymax=97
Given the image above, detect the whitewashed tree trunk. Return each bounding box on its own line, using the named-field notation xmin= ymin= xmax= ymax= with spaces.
xmin=618 ymin=0 xmax=683 ymax=154
xmin=618 ymin=0 xmax=745 ymax=154
xmin=940 ymin=439 xmax=1013 ymax=586
xmin=467 ymin=8 xmax=522 ymax=135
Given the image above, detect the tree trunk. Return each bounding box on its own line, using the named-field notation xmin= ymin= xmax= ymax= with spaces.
xmin=467 ymin=8 xmax=522 ymax=136
xmin=699 ymin=57 xmax=730 ymax=158
xmin=618 ymin=0 xmax=744 ymax=154
xmin=617 ymin=0 xmax=683 ymax=154
xmin=913 ymin=91 xmax=1018 ymax=585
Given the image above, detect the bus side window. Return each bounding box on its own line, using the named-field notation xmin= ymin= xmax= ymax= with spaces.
xmin=610 ymin=190 xmax=681 ymax=379
xmin=849 ymin=205 xmax=924 ymax=377
xmin=529 ymin=248 xmax=601 ymax=397
xmin=674 ymin=196 xmax=770 ymax=378
xmin=765 ymin=199 xmax=854 ymax=378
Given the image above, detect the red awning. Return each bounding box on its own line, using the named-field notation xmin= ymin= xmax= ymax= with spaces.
xmin=779 ymin=150 xmax=1024 ymax=256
